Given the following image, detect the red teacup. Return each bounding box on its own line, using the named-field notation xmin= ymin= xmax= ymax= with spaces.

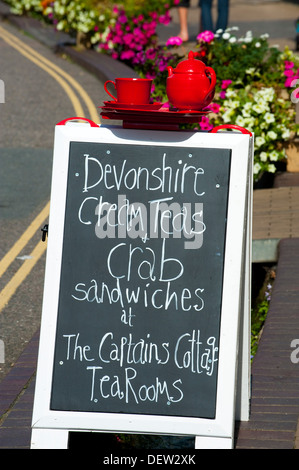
xmin=104 ymin=78 xmax=152 ymax=105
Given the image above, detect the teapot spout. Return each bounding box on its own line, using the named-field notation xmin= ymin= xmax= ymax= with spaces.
xmin=167 ymin=66 xmax=174 ymax=77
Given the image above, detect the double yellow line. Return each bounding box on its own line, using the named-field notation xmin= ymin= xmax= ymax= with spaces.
xmin=0 ymin=24 xmax=100 ymax=312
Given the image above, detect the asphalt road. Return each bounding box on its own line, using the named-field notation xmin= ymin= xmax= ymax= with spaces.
xmin=0 ymin=18 xmax=107 ymax=382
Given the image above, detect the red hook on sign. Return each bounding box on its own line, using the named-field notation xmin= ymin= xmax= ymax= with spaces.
xmin=210 ymin=124 xmax=252 ymax=136
xmin=56 ymin=117 xmax=99 ymax=127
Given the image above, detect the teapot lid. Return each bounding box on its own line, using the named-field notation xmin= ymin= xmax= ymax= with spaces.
xmin=174 ymin=51 xmax=206 ymax=73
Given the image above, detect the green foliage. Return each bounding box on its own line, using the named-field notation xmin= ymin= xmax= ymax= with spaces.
xmin=194 ymin=29 xmax=299 ymax=181
xmin=202 ymin=32 xmax=282 ymax=86
xmin=5 ymin=0 xmax=175 ymax=51
xmin=251 ymin=299 xmax=269 ymax=359
xmin=113 ymin=0 xmax=172 ymax=17
xmin=251 ymin=268 xmax=275 ymax=359
xmin=136 ymin=29 xmax=299 ymax=182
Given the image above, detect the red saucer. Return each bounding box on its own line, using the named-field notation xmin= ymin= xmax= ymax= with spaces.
xmin=102 ymin=101 xmax=163 ymax=110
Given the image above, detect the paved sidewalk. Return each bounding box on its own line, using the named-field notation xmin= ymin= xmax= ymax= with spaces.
xmin=0 ymin=332 xmax=38 ymax=449
xmin=157 ymin=0 xmax=299 ymax=51
xmin=0 ymin=0 xmax=299 ymax=450
xmin=235 ymin=236 xmax=299 ymax=449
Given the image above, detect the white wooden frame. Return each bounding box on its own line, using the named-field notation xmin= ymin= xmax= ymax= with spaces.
xmin=31 ymin=123 xmax=253 ymax=449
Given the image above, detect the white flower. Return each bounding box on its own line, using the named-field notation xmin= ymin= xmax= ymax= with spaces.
xmin=91 ymin=32 xmax=101 ymax=44
xmin=264 ymin=112 xmax=275 ymax=124
xmin=225 ymin=89 xmax=238 ymax=98
xmin=242 ymin=108 xmax=251 ymax=118
xmin=244 ymin=117 xmax=255 ymax=131
xmin=246 ymin=67 xmax=255 ymax=75
xmin=252 ymin=104 xmax=264 ymax=114
xmin=269 ymin=151 xmax=279 ymax=161
xmin=255 ymin=42 xmax=261 ymax=48
xmin=256 ymin=136 xmax=265 ymax=147
xmin=282 ymin=129 xmax=291 ymax=139
xmin=223 ymin=98 xmax=239 ymax=109
xmin=230 ymin=100 xmax=240 ymax=109
xmin=259 ymin=87 xmax=275 ymax=102
xmin=229 ymin=37 xmax=237 ymax=43
xmin=255 ymin=99 xmax=270 ymax=113
xmin=254 ymin=163 xmax=262 ymax=174
xmin=100 ymin=27 xmax=110 ymax=41
xmin=222 ymin=32 xmax=230 ymax=40
xmin=255 ymin=97 xmax=266 ymax=105
xmin=254 ymin=88 xmax=275 ymax=104
xmin=267 ymin=164 xmax=276 ymax=173
xmin=260 ymin=152 xmax=268 ymax=162
xmin=56 ymin=20 xmax=65 ymax=30
xmin=222 ymin=110 xmax=234 ymax=123
xmin=260 ymin=33 xmax=269 ymax=39
xmin=236 ymin=115 xmax=246 ymax=126
xmin=267 ymin=130 xmax=277 ymax=140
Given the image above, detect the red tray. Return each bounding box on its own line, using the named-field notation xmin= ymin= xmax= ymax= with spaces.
xmin=99 ymin=105 xmax=209 ymax=130
xmin=103 ymin=101 xmax=163 ymax=110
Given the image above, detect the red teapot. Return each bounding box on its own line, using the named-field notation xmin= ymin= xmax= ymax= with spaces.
xmin=166 ymin=51 xmax=217 ymax=110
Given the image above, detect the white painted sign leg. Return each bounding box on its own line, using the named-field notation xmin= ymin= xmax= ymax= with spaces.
xmin=235 ymin=144 xmax=253 ymax=423
xmin=31 ymin=428 xmax=69 ymax=449
xmin=195 ymin=435 xmax=233 ymax=449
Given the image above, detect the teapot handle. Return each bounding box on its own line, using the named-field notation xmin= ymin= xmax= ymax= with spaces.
xmin=167 ymin=66 xmax=174 ymax=77
xmin=205 ymin=67 xmax=217 ymax=95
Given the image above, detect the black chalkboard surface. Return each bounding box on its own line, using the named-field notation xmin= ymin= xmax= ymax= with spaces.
xmin=50 ymin=141 xmax=231 ymax=419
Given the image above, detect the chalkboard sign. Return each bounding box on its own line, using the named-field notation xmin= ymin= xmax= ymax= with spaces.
xmin=50 ymin=141 xmax=230 ymax=419
xmin=31 ymin=124 xmax=253 ymax=449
